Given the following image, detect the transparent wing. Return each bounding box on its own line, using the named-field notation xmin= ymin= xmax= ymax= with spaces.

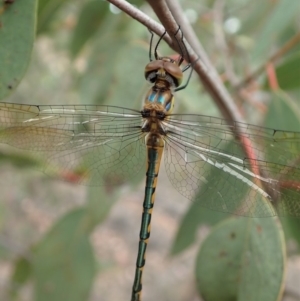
xmin=163 ymin=114 xmax=300 ymax=217
xmin=0 ymin=103 xmax=146 ymax=186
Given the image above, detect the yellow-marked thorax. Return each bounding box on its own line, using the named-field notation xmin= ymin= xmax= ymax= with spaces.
xmin=141 ymin=57 xmax=183 ymax=144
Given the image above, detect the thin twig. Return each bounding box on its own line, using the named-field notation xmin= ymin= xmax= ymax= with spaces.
xmin=212 ymin=0 xmax=267 ymax=114
xmin=146 ymin=0 xmax=247 ymax=124
xmin=107 ymin=0 xmax=172 ymax=44
xmin=166 ymin=0 xmax=212 ymax=68
xmin=106 ymin=0 xmax=261 ymax=174
xmin=236 ymin=32 xmax=300 ymax=89
xmin=108 ymin=0 xmax=244 ymax=124
xmin=213 ymin=0 xmax=239 ymax=85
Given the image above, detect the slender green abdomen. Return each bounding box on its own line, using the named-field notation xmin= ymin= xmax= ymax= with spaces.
xmin=131 ymin=142 xmax=163 ymax=301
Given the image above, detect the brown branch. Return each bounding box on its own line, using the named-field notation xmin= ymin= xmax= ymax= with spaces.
xmin=108 ymin=0 xmax=244 ymax=124
xmin=106 ymin=0 xmax=261 ymax=174
xmin=166 ymin=0 xmax=213 ymax=68
xmin=107 ymin=0 xmax=172 ymax=44
xmin=146 ymin=0 xmax=246 ymax=125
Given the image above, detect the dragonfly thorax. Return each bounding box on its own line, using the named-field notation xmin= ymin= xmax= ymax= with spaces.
xmin=141 ymin=106 xmax=166 ymax=135
xmin=143 ymin=57 xmax=183 ymax=115
xmin=141 ymin=57 xmax=184 ymax=159
xmin=144 ymin=85 xmax=174 ymax=114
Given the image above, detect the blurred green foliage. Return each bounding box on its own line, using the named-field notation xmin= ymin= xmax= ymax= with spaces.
xmin=0 ymin=0 xmax=36 ymax=99
xmin=0 ymin=0 xmax=299 ymax=301
xmin=195 ymin=215 xmax=285 ymax=301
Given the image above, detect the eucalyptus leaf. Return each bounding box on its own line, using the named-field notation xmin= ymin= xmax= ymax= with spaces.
xmin=33 ymin=209 xmax=96 ymax=301
xmin=0 ymin=0 xmax=37 ymax=99
xmin=196 ymin=214 xmax=285 ymax=301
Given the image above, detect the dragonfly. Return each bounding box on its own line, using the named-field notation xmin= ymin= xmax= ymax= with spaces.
xmin=0 ymin=28 xmax=300 ymax=301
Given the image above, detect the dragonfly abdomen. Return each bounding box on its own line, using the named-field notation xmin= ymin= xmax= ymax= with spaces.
xmin=131 ymin=134 xmax=164 ymax=301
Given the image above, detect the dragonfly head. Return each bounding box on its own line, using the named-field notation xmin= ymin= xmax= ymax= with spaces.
xmin=144 ymin=57 xmax=183 ymax=88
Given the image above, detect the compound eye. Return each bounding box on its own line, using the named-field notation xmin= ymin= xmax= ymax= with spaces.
xmin=145 ymin=71 xmax=157 ymax=83
xmin=163 ymin=61 xmax=183 ymax=87
xmin=144 ymin=60 xmax=164 ymax=82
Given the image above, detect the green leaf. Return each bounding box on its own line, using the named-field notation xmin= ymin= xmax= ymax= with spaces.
xmin=274 ymin=52 xmax=300 ymax=90
xmin=0 ymin=150 xmax=42 ymax=169
xmin=79 ymin=16 xmax=147 ymax=108
xmin=37 ymin=0 xmax=69 ymax=33
xmin=265 ymin=91 xmax=300 ymax=132
xmin=170 ymin=205 xmax=229 ymax=255
xmin=251 ymin=0 xmax=299 ymax=62
xmin=33 ymin=208 xmax=96 ymax=301
xmin=264 ymin=93 xmax=300 ymax=238
xmin=10 ymin=257 xmax=32 ymax=298
xmin=280 ymin=217 xmax=300 ymax=251
xmin=265 ymin=92 xmax=300 ymax=247
xmin=85 ymin=185 xmax=120 ymax=229
xmin=0 ymin=0 xmax=37 ymax=99
xmin=70 ymin=0 xmax=109 ymax=57
xmin=239 ymin=2 xmax=274 ymax=35
xmin=195 ymin=215 xmax=285 ymax=301
xmin=171 ymin=141 xmax=244 ymax=255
